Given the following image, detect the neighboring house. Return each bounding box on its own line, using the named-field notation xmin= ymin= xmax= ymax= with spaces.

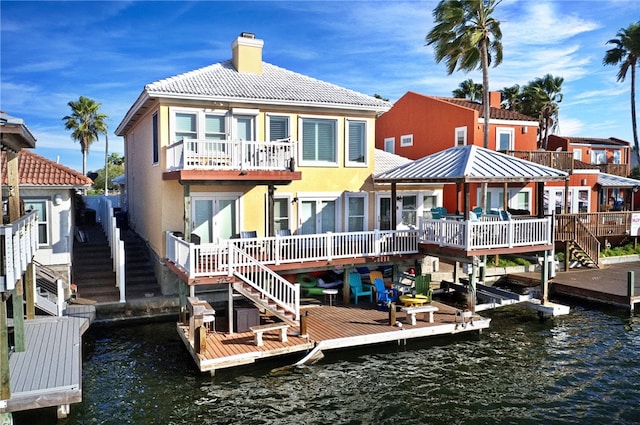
xmin=115 ymin=33 xmax=398 ymax=295
xmin=1 ymin=150 xmax=93 ymax=283
xmin=375 ymin=91 xmax=540 ymax=214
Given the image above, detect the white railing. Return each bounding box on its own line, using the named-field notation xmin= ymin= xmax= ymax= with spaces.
xmin=420 ymin=216 xmax=553 ymax=251
xmin=165 ymin=230 xmax=421 ymax=278
xmin=230 ymin=245 xmax=300 ymax=322
xmin=1 ymin=210 xmax=38 ymax=292
xmin=166 ymin=138 xmax=297 ymax=172
xmin=97 ymin=197 xmax=125 ymax=302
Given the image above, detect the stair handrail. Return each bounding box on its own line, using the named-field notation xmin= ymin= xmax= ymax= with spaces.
xmin=573 ymin=216 xmax=600 ymax=267
xmin=228 ymin=244 xmax=300 ymax=323
xmin=96 ymin=196 xmax=126 ymax=302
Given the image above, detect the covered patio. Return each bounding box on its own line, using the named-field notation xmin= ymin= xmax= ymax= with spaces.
xmin=374 ymin=145 xmax=569 ymax=311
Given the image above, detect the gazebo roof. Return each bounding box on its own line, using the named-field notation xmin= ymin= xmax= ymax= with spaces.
xmin=598 ymin=172 xmax=640 ymax=188
xmin=374 ymin=145 xmax=568 ymax=184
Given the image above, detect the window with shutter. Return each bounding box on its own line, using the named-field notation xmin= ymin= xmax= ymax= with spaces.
xmin=301 ymin=118 xmax=336 ymax=164
xmin=347 ymin=121 xmax=366 ymax=165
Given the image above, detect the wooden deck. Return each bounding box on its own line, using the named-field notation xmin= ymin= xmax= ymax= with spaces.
xmin=549 ymin=262 xmax=640 ymax=310
xmin=179 ymin=301 xmax=490 ymax=373
xmin=1 ymin=316 xmax=88 ymax=414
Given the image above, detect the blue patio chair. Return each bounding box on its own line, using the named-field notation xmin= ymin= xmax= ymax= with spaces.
xmin=373 ymin=278 xmax=397 ymax=310
xmin=348 ymin=272 xmax=373 ymax=305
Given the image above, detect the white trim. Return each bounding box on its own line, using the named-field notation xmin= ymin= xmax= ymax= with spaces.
xmin=231 ymin=108 xmax=259 ymax=116
xmin=496 ymin=127 xmax=515 ymax=151
xmin=268 ymin=193 xmax=293 ymax=234
xmin=344 ymin=118 xmax=368 ymax=168
xmin=455 ymin=126 xmax=467 ymax=147
xmin=169 ymin=106 xmax=230 ymax=143
xmin=296 ymin=192 xmax=342 ymax=232
xmin=477 ymin=118 xmax=538 ymax=126
xmin=265 ymin=113 xmax=292 ymax=141
xmin=344 ymin=192 xmax=369 ymax=231
xmin=400 ymin=134 xmax=413 ymax=147
xmin=384 ymin=137 xmax=395 ymax=154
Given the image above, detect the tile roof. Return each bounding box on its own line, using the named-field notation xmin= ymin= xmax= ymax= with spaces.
xmin=374 ymin=149 xmax=412 ymax=175
xmin=437 ymin=97 xmax=537 ymax=122
xmin=2 ymin=150 xmax=93 ymax=187
xmin=374 ymin=145 xmax=568 ymax=184
xmin=145 ymin=61 xmax=392 ymax=110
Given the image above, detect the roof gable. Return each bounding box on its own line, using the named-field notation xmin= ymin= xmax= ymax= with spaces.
xmin=2 ymin=150 xmax=93 ymax=187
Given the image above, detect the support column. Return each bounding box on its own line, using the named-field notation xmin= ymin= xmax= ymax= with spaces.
xmin=541 ymin=249 xmax=549 ymax=304
xmin=228 ymin=284 xmax=234 ymax=334
xmin=12 ymin=278 xmax=25 ymax=352
xmin=25 ymin=262 xmax=36 ymax=319
xmin=468 ymin=258 xmax=477 ymax=313
xmin=178 ymin=280 xmax=188 ymax=324
xmin=183 ymin=183 xmax=191 ymax=241
xmin=391 ymin=183 xmax=397 ymax=230
xmin=267 ymin=185 xmax=275 ymax=237
xmin=1 ymin=295 xmax=10 ymax=401
xmin=628 ymin=271 xmax=635 ymax=313
xmin=343 ymin=267 xmax=352 ymax=305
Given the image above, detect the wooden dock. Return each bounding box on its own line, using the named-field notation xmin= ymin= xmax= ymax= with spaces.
xmin=549 ymin=261 xmax=640 ymax=311
xmin=179 ymin=301 xmax=490 ymax=373
xmin=1 ymin=316 xmax=88 ymax=416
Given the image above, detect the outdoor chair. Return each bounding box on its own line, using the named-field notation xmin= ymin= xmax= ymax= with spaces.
xmin=348 ymin=271 xmax=373 ymax=305
xmin=240 ymin=230 xmax=258 ymax=238
xmin=373 ymin=278 xmax=398 ymax=310
xmin=414 ymin=274 xmax=433 ymax=303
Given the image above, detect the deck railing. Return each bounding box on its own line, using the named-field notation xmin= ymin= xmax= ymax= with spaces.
xmin=165 ymin=229 xmax=420 ymax=278
xmin=505 ymin=150 xmax=574 ymax=173
xmin=166 ymin=138 xmax=297 ymax=172
xmin=1 ymin=210 xmax=38 ymax=292
xmin=420 ymin=216 xmax=553 ymax=251
xmin=596 ymin=163 xmax=628 ymax=177
xmin=556 ymin=212 xmax=632 ymax=239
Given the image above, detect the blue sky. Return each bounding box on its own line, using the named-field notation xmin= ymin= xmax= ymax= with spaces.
xmin=1 ymin=1 xmax=639 ymax=174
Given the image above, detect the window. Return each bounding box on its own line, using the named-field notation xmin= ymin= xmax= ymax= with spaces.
xmin=346 ymin=120 xmax=366 ymax=166
xmin=301 ymin=118 xmax=337 ymax=165
xmin=455 ymin=127 xmax=467 ymax=147
xmin=175 ymin=112 xmax=197 ymax=141
xmin=483 ymin=188 xmax=531 ymax=212
xmin=400 ymin=195 xmax=417 ymax=227
xmin=496 ymin=128 xmax=514 ymax=151
xmin=24 ymin=200 xmax=48 ymax=245
xmin=400 ymin=134 xmax=413 ymax=147
xmin=573 ymin=149 xmax=582 ymax=161
xmin=268 ymin=115 xmax=290 ymax=141
xmin=613 ymin=150 xmax=621 ymax=164
xmin=384 ymin=137 xmax=395 ymax=154
xmin=152 ymin=112 xmax=159 ymax=164
xmin=300 ymin=198 xmax=338 ymax=234
xmin=205 ymin=115 xmax=226 ymax=140
xmin=273 ymin=198 xmax=290 ymax=231
xmin=422 ymin=195 xmax=438 ymax=220
xmin=346 ymin=194 xmax=367 ymax=231
xmin=591 ymin=150 xmax=606 ymax=165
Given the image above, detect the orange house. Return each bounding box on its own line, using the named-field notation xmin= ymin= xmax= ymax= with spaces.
xmin=376 ymin=91 xmax=539 ymax=214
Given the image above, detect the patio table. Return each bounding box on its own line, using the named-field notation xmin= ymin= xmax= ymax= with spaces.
xmin=399 ymin=294 xmax=430 ymax=307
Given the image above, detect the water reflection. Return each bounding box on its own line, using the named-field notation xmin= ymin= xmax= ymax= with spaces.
xmin=14 ymin=306 xmax=640 ymax=425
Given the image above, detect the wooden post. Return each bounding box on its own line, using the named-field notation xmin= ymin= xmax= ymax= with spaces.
xmin=183 ymin=183 xmax=191 ymax=241
xmin=343 ymin=268 xmax=351 ymax=305
xmin=628 ymin=271 xmax=635 ymax=313
xmin=195 ymin=326 xmax=207 ymax=354
xmin=468 ymin=259 xmax=477 ymax=313
xmin=228 ymin=284 xmax=234 ymax=334
xmin=7 ymin=151 xmax=21 ymax=222
xmin=564 ymin=242 xmax=570 ymax=273
xmin=25 ymin=262 xmax=35 ymax=319
xmin=12 ymin=278 xmax=25 ymax=352
xmin=267 ymin=185 xmax=275 ymax=237
xmin=388 ymin=302 xmax=396 ymax=326
xmin=300 ymin=311 xmax=308 ymax=337
xmin=541 ymin=250 xmax=549 ymax=305
xmin=178 ymin=280 xmax=187 ymax=324
xmin=0 ymin=296 xmax=10 ymax=400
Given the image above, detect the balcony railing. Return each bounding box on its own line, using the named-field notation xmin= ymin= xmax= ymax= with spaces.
xmin=166 ymin=138 xmax=297 ymax=172
xmin=596 ymin=163 xmax=628 ymax=177
xmin=505 ymin=150 xmax=574 ymax=173
xmin=1 ymin=210 xmax=38 ymax=292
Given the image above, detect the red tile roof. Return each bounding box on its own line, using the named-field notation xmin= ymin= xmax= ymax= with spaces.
xmin=438 ymin=97 xmax=537 ymax=121
xmin=564 ymin=136 xmax=630 ymax=147
xmin=2 ymin=150 xmax=93 ymax=186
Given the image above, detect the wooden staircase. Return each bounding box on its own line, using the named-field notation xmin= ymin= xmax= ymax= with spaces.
xmin=556 ymin=216 xmax=600 ymax=269
xmin=229 ymin=245 xmax=300 ymax=327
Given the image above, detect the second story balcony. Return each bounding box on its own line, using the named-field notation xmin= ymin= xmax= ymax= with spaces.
xmin=505 ymin=150 xmax=574 ymax=173
xmin=164 ymin=138 xmax=301 ymax=183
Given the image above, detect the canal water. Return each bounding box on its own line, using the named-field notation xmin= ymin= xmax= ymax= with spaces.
xmin=17 ymin=303 xmax=640 ymax=425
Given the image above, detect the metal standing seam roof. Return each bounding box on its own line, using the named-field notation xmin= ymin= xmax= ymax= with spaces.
xmin=597 ymin=173 xmax=640 ymax=188
xmin=374 ymin=145 xmax=568 ymax=184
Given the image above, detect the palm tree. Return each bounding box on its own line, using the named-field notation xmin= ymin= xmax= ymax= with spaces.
xmin=62 ymin=96 xmax=108 ymax=176
xmin=500 ymin=84 xmax=521 ymax=111
xmin=521 ymin=75 xmax=564 ymax=149
xmin=604 ymin=22 xmax=640 ymax=167
xmin=426 ymin=0 xmax=503 ymax=149
xmin=453 ymin=79 xmax=483 ymax=102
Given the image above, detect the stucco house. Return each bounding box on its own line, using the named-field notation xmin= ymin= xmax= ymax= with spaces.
xmin=115 ymin=33 xmax=440 ymax=306
xmin=2 ymin=150 xmax=93 ymax=283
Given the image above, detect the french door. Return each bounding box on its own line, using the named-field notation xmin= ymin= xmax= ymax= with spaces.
xmin=191 ymin=194 xmax=239 ymax=243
